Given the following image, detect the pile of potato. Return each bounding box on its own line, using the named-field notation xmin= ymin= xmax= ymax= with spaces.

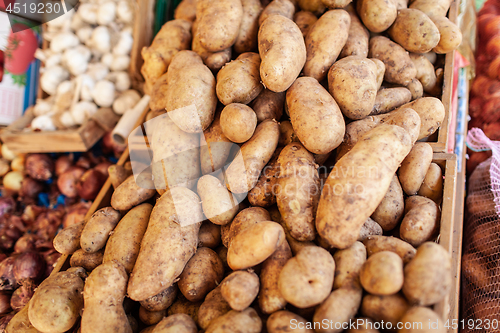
xmin=6 ymin=0 xmax=461 ymax=331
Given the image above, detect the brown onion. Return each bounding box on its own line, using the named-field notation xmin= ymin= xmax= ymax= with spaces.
xmin=76 ymin=169 xmax=106 ymax=201
xmin=94 ymin=161 xmax=112 ymax=178
xmin=57 ymin=166 xmax=86 ymax=198
xmin=0 ymin=257 xmax=17 ymax=291
xmin=21 ymin=205 xmax=46 ymax=225
xmin=19 ymin=178 xmax=44 ymax=199
xmin=0 ymin=198 xmax=15 ymax=219
xmin=0 ymin=313 xmax=14 ymax=332
xmin=0 ymin=292 xmax=11 ymax=315
xmin=76 ymin=156 xmax=92 ymax=169
xmin=13 ymin=252 xmax=45 ymax=283
xmin=55 ymin=155 xmax=73 ymax=176
xmin=25 ymin=154 xmax=54 ymax=181
xmin=62 ymin=201 xmax=91 ymax=228
xmin=34 ymin=208 xmax=64 ymax=242
xmin=10 ymin=279 xmax=35 ymax=311
xmin=13 ymin=235 xmax=38 ymax=254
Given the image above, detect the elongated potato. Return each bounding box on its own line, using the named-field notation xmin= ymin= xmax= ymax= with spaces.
xmin=304 ymin=10 xmax=350 ymax=81
xmin=369 ymin=36 xmax=417 ymax=86
xmin=418 ymin=163 xmax=444 ymax=203
xmin=70 ymin=249 xmax=103 ymax=271
xmin=259 ymin=15 xmax=306 ymax=92
xmin=399 ymin=143 xmax=433 ymax=195
xmin=103 ymin=203 xmax=152 ymax=273
xmin=328 ymin=56 xmax=378 ymax=120
xmin=371 ymin=175 xmax=405 ymax=231
xmin=198 ymin=175 xmax=239 ymax=226
xmin=431 ymin=15 xmax=462 ymax=54
xmin=200 ymin=111 xmax=233 ymax=175
xmin=192 ymin=20 xmax=232 ymax=72
xmin=140 ymin=285 xmax=178 ymax=312
xmin=81 ymin=262 xmax=131 ymax=333
xmin=205 ymin=308 xmax=262 ymax=333
xmin=174 ymin=0 xmax=196 ymax=21
xmin=216 ymin=53 xmax=263 ymax=106
xmin=227 ymin=221 xmax=285 ymax=270
xmin=409 ymin=53 xmax=440 ymax=95
xmin=80 ymin=207 xmax=120 ymax=253
xmin=316 ymin=124 xmax=413 ymax=249
xmin=248 ymin=147 xmax=282 ymax=207
xmin=363 ymin=236 xmax=416 ymax=264
xmin=234 ymin=0 xmax=263 ymax=53
xmin=196 ymin=0 xmax=243 ymax=52
xmin=395 ymin=97 xmax=445 ymax=139
xmin=259 ymin=0 xmax=295 ymax=25
xmin=294 ymin=11 xmax=317 ymax=38
xmin=333 ymin=241 xmax=366 ymax=289
xmin=288 ymin=77 xmax=345 ymax=154
xmin=166 ymin=50 xmax=216 ymax=133
xmin=221 ymin=271 xmax=260 ymax=311
xmin=111 ymin=175 xmax=156 ymax=211
xmin=357 ymin=0 xmax=397 ymax=33
xmin=400 ymin=196 xmax=441 ymax=247
xmin=128 ymin=188 xmax=203 ymax=301
xmin=29 ymin=268 xmax=86 ymax=333
xmin=313 ymin=287 xmax=363 ymax=333
xmin=405 ymin=78 xmax=424 ymax=100
xmin=279 ymin=246 xmax=335 ymax=308
xmin=226 ymin=207 xmax=271 ymax=247
xmin=360 ymin=293 xmax=410 ymax=328
xmin=152 ymin=314 xmax=197 ymax=333
xmin=271 ymin=207 xmax=316 ymax=255
xmin=251 ymin=89 xmax=285 ymax=122
xmin=399 ymin=307 xmax=446 ymax=333
xmin=6 ymin=299 xmax=40 ymax=333
xmin=225 ymin=119 xmax=280 ymax=193
xmin=340 ymin=5 xmax=369 ymax=58
xmin=403 ymin=242 xmax=452 ymax=306
xmin=53 ymin=220 xmax=85 ymax=255
xmin=360 ymin=251 xmax=404 ymax=296
xmin=198 ymin=286 xmax=232 ymax=330
xmin=371 ymin=88 xmax=412 ymax=116
xmin=388 ymin=9 xmax=440 ymax=53
xmin=267 ymin=311 xmax=313 ymax=333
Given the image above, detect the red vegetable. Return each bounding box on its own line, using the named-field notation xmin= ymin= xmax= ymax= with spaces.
xmin=0 ymin=257 xmax=17 ymax=291
xmin=33 ymin=208 xmax=64 ymax=241
xmin=10 ymin=279 xmax=35 ymax=311
xmin=0 ymin=292 xmax=11 ymax=315
xmin=76 ymin=169 xmax=106 ymax=201
xmin=57 ymin=166 xmax=86 ymax=198
xmin=21 ymin=205 xmax=46 ymax=225
xmin=25 ymin=154 xmax=54 ymax=181
xmin=13 ymin=252 xmax=45 ymax=283
xmin=13 ymin=234 xmax=38 ymax=254
xmin=76 ymin=156 xmax=92 ymax=169
xmin=94 ymin=161 xmax=113 ymax=178
xmin=62 ymin=201 xmax=91 ymax=228
xmin=55 ymin=155 xmax=73 ymax=176
xmin=4 ymin=24 xmax=37 ymax=75
xmin=19 ymin=177 xmax=44 ymax=199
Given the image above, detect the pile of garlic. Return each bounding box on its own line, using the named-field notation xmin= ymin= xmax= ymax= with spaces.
xmin=31 ymin=0 xmax=142 ymax=131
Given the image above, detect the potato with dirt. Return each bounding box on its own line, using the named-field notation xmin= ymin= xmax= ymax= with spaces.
xmin=198 ymin=286 xmax=232 ymax=330
xmin=358 ymin=218 xmax=383 ymax=241
xmin=199 ymin=222 xmax=222 ymax=248
xmin=53 ymin=220 xmax=86 ymax=255
xmin=259 ymin=0 xmax=295 ymax=25
xmin=288 ymin=77 xmax=345 ymax=154
xmin=357 ymin=0 xmax=397 ymax=33
xmin=205 ymin=308 xmax=262 ymax=333
xmin=388 ymin=9 xmax=440 ymax=53
xmin=400 ymin=196 xmax=441 ymax=247
xmin=191 ymin=20 xmax=232 ymax=71
xmin=417 ymin=163 xmax=444 ymax=203
xmin=363 ymin=236 xmax=417 ymax=264
xmin=399 ymin=143 xmax=433 ymax=195
xmin=294 ymin=11 xmax=318 ymax=38
xmin=371 ymin=88 xmax=412 ymax=116
xmin=80 ymin=207 xmax=120 ymax=253
xmin=360 ymin=293 xmax=410 ymax=328
xmin=409 ymin=53 xmax=441 ymax=95
xmin=140 ymin=285 xmax=178 ymax=312
xmin=198 ymin=175 xmax=239 ymax=226
xmin=409 ymin=0 xmax=453 ymax=17
xmin=267 ymin=311 xmax=313 ymax=333
xmin=399 ymin=307 xmax=446 ymax=333
xmin=234 ymin=0 xmax=263 ymax=53
xmin=251 ymin=89 xmax=285 ymax=122
xmin=70 ymin=249 xmax=104 ymax=271
xmin=221 ymin=271 xmax=260 ymax=311
xmin=111 ymin=174 xmax=156 ymax=211
xmin=360 ymin=251 xmax=404 ymax=296
xmin=248 ymin=148 xmax=282 ymax=207
xmin=333 ymin=241 xmax=367 ymax=289
xmin=139 ymin=307 xmax=166 ymax=326
xmin=316 ymin=124 xmax=413 ymax=249
xmin=220 ymin=104 xmax=258 ymax=143
xmin=225 ymin=207 xmax=271 ymax=247
xmin=259 ymin=15 xmax=306 ymax=92
xmin=304 ymin=10 xmax=350 ymax=81
xmin=371 ymin=175 xmax=405 ymax=231
xmin=128 ymin=188 xmax=203 ymax=301
xmin=340 ymin=5 xmax=370 ymax=58
xmin=200 ymin=111 xmax=233 ymax=175
xmin=152 ymin=314 xmax=198 ymax=333
xmin=174 ymin=0 xmax=196 ymax=21
xmin=313 ymin=287 xmax=363 ymax=333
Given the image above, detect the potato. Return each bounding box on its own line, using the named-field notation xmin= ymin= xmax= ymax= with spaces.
xmin=431 ymin=16 xmax=463 ymax=54
xmin=178 ymin=247 xmax=225 ymax=302
xmin=174 ymin=0 xmax=196 ymax=21
xmin=200 ymin=111 xmax=233 ymax=175
xmin=328 ymin=56 xmax=378 ymax=120
xmin=205 ymin=308 xmax=262 ymax=333
xmin=226 ymin=207 xmax=271 ymax=247
xmin=267 ymin=311 xmax=313 ymax=333
xmin=251 ymin=89 xmax=285 ymax=122
xmin=248 ymin=148 xmax=282 ymax=207
xmin=234 ymin=0 xmax=263 ymax=53
xmin=417 ymin=163 xmax=444 ymax=203
xmin=372 ymin=59 xmax=385 ymax=90
xmin=167 ymin=298 xmax=202 ymax=325
xmin=360 ymin=251 xmax=404 ymax=296
xmin=152 ymin=314 xmax=197 ymax=333
xmin=103 ymin=203 xmax=152 ymax=273
xmin=128 ymin=188 xmax=203 ymax=301
xmin=276 ymin=143 xmax=320 ymax=241
xmin=398 ymin=307 xmax=446 ymax=333
xmin=297 ymin=0 xmax=326 ymax=14
xmin=400 ymin=196 xmax=441 ymax=247
xmin=369 ymin=36 xmax=417 ymax=86
xmin=139 ymin=307 xmax=166 ymax=326
xmin=70 ymin=249 xmax=103 ymax=271
xmin=278 ymin=121 xmax=299 ymax=147
xmin=259 ymin=0 xmax=295 ymax=25
xmin=304 ymin=10 xmax=350 ymax=81
xmin=272 ymin=208 xmax=316 ymax=255
xmin=345 ymin=318 xmax=380 ymax=333
xmin=198 ymin=286 xmax=232 ymax=329
xmin=388 ymin=9 xmax=440 ymax=53
xmin=409 ymin=0 xmax=453 ymax=17
xmin=358 ymin=218 xmax=383 ymax=241
xmin=80 ymin=207 xmax=120 ymax=253
xmin=356 ymin=0 xmax=397 ymax=33
xmin=397 ymin=98 xmax=445 ymax=141
xmin=111 ymin=175 xmax=156 ymax=211
xmin=165 ymin=50 xmax=217 ymax=133
xmin=81 ymin=262 xmax=131 ymax=333
xmin=196 ymin=0 xmax=243 ymax=52
xmin=371 ymin=88 xmax=412 ymax=116
xmin=53 ymin=220 xmax=85 ymax=255
xmin=149 ymin=73 xmax=169 ymax=112
xmin=288 ymin=77 xmax=345 ymax=154
xmin=228 ymin=221 xmax=285 ymax=270
xmin=313 ymin=287 xmax=363 ymax=333
xmin=141 ymin=19 xmax=192 ymax=94
xmin=333 ymin=241 xmax=367 ymax=290
xmin=140 ymin=285 xmax=178 ymax=312
xmin=259 ymin=15 xmax=306 ymax=92
xmin=6 ymin=300 xmax=40 ymax=333
xmin=403 ymin=242 xmax=452 ymax=306
xmin=294 ymin=11 xmax=317 ymax=38
xmin=278 ymin=246 xmax=334 ymax=308
xmin=316 ymin=124 xmax=413 ymax=249
xmin=220 ymin=104 xmax=258 ymax=143
xmin=220 ymin=271 xmax=259 ymax=311
xmin=192 ymin=20 xmax=232 ymax=71
xmin=225 ymin=119 xmax=280 ymax=193
xmin=399 ymin=143 xmax=433 ymax=195
xmin=216 ymin=53 xmax=263 ymax=106
xmin=322 ymin=0 xmax=352 ymax=9
xmin=340 ymin=5 xmax=369 ymax=58
xmin=470 ymin=222 xmax=500 ymax=258
xmin=409 ymin=53 xmax=440 ymax=95
xmin=363 ymin=236 xmax=416 ymax=264
xmin=405 ymin=78 xmax=424 ymax=100
xmin=198 ymin=175 xmax=239 ymax=226
xmin=360 ymin=293 xmax=410 ymax=328
xmin=28 ymin=268 xmax=85 ymax=333
xmin=371 ymin=176 xmax=404 ymax=231
xmin=199 ymin=222 xmax=222 ymax=248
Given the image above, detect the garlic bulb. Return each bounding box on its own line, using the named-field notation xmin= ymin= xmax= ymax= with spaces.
xmin=91 ymin=80 xmax=116 ymax=107
xmin=112 ymin=89 xmax=141 ymax=115
xmin=101 ymin=53 xmax=114 ymax=67
xmin=31 ymin=115 xmax=57 ymax=131
xmin=80 ymin=74 xmax=96 ymax=102
xmin=90 ymin=26 xmax=111 ymax=53
xmin=97 ymin=2 xmax=117 ymax=25
xmin=63 ymin=46 xmax=92 ymax=75
xmin=70 ymin=12 xmax=86 ymax=31
xmin=71 ymin=102 xmax=98 ymax=125
xmin=117 ymin=0 xmax=133 ymax=23
xmin=50 ymin=32 xmax=79 ymax=53
xmin=33 ymin=98 xmax=55 ymax=117
xmin=40 ymin=66 xmax=70 ymax=95
xmin=59 ymin=111 xmax=78 ymax=128
xmin=79 ymin=3 xmax=98 ymax=25
xmin=110 ymin=55 xmax=130 ymax=71
xmin=113 ymin=30 xmax=133 ymax=55
xmin=107 ymin=71 xmax=131 ymax=92
xmin=86 ymin=63 xmax=109 ymax=81
xmin=76 ymin=26 xmax=93 ymax=44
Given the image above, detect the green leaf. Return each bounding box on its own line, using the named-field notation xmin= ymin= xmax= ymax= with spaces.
xmin=4 ymin=70 xmax=27 ymax=87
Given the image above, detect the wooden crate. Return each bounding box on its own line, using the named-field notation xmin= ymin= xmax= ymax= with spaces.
xmin=0 ymin=0 xmax=154 ymax=153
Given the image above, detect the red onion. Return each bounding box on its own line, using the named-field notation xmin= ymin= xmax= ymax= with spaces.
xmin=76 ymin=169 xmax=106 ymax=201
xmin=102 ymin=132 xmax=114 ymax=154
xmin=76 ymin=156 xmax=91 ymax=169
xmin=25 ymin=154 xmax=54 ymax=181
xmin=13 ymin=252 xmax=45 ymax=283
xmin=34 ymin=208 xmax=64 ymax=241
xmin=19 ymin=178 xmax=44 ymax=199
xmin=0 ymin=292 xmax=11 ymax=315
xmin=57 ymin=166 xmax=86 ymax=198
xmin=13 ymin=235 xmax=38 ymax=254
xmin=55 ymin=155 xmax=73 ymax=176
xmin=0 ymin=198 xmax=15 ymax=219
xmin=94 ymin=161 xmax=113 ymax=178
xmin=62 ymin=201 xmax=91 ymax=228
xmin=0 ymin=313 xmax=14 ymax=332
xmin=0 ymin=257 xmax=17 ymax=291
xmin=10 ymin=279 xmax=35 ymax=311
